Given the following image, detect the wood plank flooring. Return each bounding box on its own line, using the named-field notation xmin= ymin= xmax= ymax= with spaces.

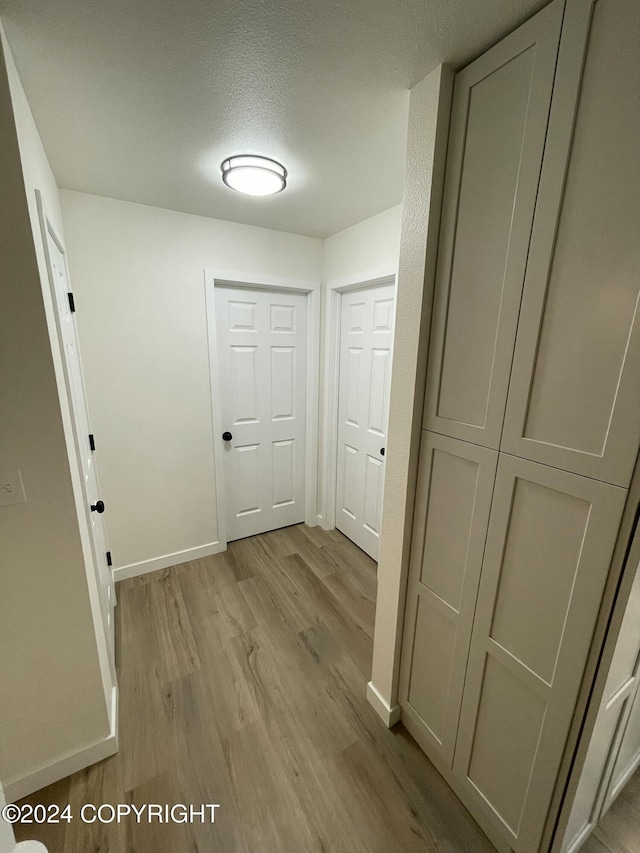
xmin=14 ymin=524 xmax=498 ymax=852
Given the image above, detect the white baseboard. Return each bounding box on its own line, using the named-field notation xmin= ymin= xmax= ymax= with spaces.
xmin=367 ymin=681 xmax=401 ymax=727
xmin=113 ymin=540 xmax=225 ymax=582
xmin=4 ymin=686 xmax=119 ymax=803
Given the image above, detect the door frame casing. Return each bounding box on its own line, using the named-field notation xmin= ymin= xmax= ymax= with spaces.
xmin=205 ymin=269 xmax=321 ymax=549
xmin=320 ymin=271 xmax=397 ymax=531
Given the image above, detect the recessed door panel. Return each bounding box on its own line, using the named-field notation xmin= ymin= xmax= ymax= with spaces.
xmin=348 ymin=301 xmax=365 ymax=333
xmin=336 ymin=283 xmax=395 ymax=560
xmin=373 ymin=297 xmax=394 ymax=332
xmin=340 ymin=445 xmax=359 ymax=521
xmin=502 ymin=0 xmax=640 ymax=486
xmin=419 ymin=448 xmax=482 ymax=610
xmin=368 ymin=348 xmax=390 ymax=436
xmin=423 ymin=1 xmax=563 ymax=448
xmin=407 ymin=597 xmax=457 ymax=744
xmin=229 ymin=300 xmax=257 ymax=332
xmin=344 ymin=348 xmax=362 ymax=427
xmin=490 ymin=479 xmax=591 ymax=684
xmin=454 ymin=454 xmax=626 ymax=852
xmin=231 ymin=346 xmax=259 ymax=424
xmin=399 ymin=431 xmax=498 ymax=767
xmin=271 ymin=346 xmax=295 ymax=421
xmin=363 ymin=454 xmax=383 ymax=536
xmin=235 ymin=444 xmax=261 ymax=516
xmin=467 ymin=657 xmax=547 ymax=835
xmin=216 ymin=286 xmax=307 ymax=541
xmin=270 ymin=303 xmax=296 ymax=333
xmin=438 ymin=48 xmax=534 ymax=430
xmin=272 ymin=439 xmax=295 ymax=508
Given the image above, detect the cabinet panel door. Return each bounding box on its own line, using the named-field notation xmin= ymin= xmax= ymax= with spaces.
xmin=423 ymin=0 xmax=562 ymax=449
xmin=453 ymin=454 xmax=626 ymax=853
xmin=561 ymin=553 xmax=640 ymax=851
xmin=399 ymin=431 xmax=497 ymax=767
xmin=502 ymin=0 xmax=640 ymax=486
xmin=603 ymin=674 xmax=640 ymax=813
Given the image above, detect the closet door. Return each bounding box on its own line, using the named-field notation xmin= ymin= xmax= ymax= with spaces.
xmin=502 ymin=0 xmax=640 ymax=487
xmin=602 ymin=676 xmax=640 ymax=813
xmin=423 ymin=0 xmax=562 ymax=449
xmin=399 ymin=432 xmax=497 ymax=767
xmin=561 ymin=555 xmax=640 ymax=852
xmin=453 ymin=454 xmax=626 ymax=853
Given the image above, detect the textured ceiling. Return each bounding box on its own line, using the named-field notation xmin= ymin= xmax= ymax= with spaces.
xmin=0 ymin=0 xmax=548 ymax=237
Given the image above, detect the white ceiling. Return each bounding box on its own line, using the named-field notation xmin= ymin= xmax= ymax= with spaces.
xmin=0 ymin=0 xmax=548 ymax=238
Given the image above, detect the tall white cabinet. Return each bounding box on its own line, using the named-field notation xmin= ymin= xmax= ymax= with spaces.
xmin=399 ymin=1 xmax=640 ymax=851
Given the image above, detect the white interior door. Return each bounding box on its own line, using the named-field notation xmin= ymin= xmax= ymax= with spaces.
xmin=216 ymin=285 xmax=307 ymax=541
xmin=42 ymin=216 xmax=116 ymax=672
xmin=335 ymin=283 xmax=395 ymax=561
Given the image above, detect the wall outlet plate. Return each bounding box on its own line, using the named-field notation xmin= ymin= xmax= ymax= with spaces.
xmin=0 ymin=470 xmax=27 ymax=507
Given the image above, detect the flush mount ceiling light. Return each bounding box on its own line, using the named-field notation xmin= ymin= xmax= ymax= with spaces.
xmin=221 ymin=155 xmax=287 ymax=196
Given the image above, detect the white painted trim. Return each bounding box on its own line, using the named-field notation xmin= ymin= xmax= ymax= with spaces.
xmin=324 ymin=263 xmax=398 ymax=293
xmin=204 ymin=267 xmax=320 ymax=293
xmin=4 ymin=687 xmax=118 ymax=803
xmin=204 ymin=270 xmax=320 ymax=541
xmin=204 ymin=272 xmax=229 ymax=550
xmin=304 ymin=287 xmax=321 ymax=527
xmin=113 ymin=541 xmax=225 ymax=582
xmin=320 ymin=275 xmax=396 ymax=530
xmin=367 ymin=681 xmax=401 ymax=727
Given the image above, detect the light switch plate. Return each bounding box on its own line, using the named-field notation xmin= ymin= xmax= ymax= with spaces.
xmin=0 ymin=470 xmax=27 ymax=507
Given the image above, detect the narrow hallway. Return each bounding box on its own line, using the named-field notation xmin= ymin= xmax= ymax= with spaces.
xmin=15 ymin=525 xmax=494 ymax=852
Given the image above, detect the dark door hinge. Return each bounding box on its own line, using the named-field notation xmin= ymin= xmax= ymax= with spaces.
xmin=106 ymin=551 xmax=112 ymax=567
xmin=89 ymin=434 xmax=96 ymax=451
xmin=68 ymin=292 xmax=76 ymax=312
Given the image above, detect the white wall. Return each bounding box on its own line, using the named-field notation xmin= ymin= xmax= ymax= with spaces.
xmin=368 ymin=65 xmax=454 ymax=719
xmin=323 ymin=205 xmax=402 ymax=287
xmin=0 ymin=28 xmax=111 ymax=797
xmin=60 ymin=190 xmax=323 ymax=575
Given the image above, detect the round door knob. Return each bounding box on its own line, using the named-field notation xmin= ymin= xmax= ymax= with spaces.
xmin=222 ymin=431 xmax=233 ymax=442
xmin=91 ymin=500 xmax=105 ymax=513
xmin=380 ymin=448 xmax=385 ymax=456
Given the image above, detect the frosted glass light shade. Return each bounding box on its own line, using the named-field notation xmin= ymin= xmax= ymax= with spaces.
xmin=221 ymin=155 xmax=287 ymax=196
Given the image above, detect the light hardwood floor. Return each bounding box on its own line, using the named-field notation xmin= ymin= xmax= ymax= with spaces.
xmin=15 ymin=523 xmax=497 ymax=852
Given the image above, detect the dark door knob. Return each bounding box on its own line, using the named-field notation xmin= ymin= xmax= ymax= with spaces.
xmin=91 ymin=500 xmax=105 ymax=513
xmin=222 ymin=432 xmax=233 ymax=442
xmin=380 ymin=448 xmax=385 ymax=456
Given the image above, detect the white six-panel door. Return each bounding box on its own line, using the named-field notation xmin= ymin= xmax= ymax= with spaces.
xmin=335 ymin=284 xmax=394 ymax=560
xmin=215 ymin=286 xmax=307 ymax=541
xmin=42 ymin=217 xmax=116 ymax=676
